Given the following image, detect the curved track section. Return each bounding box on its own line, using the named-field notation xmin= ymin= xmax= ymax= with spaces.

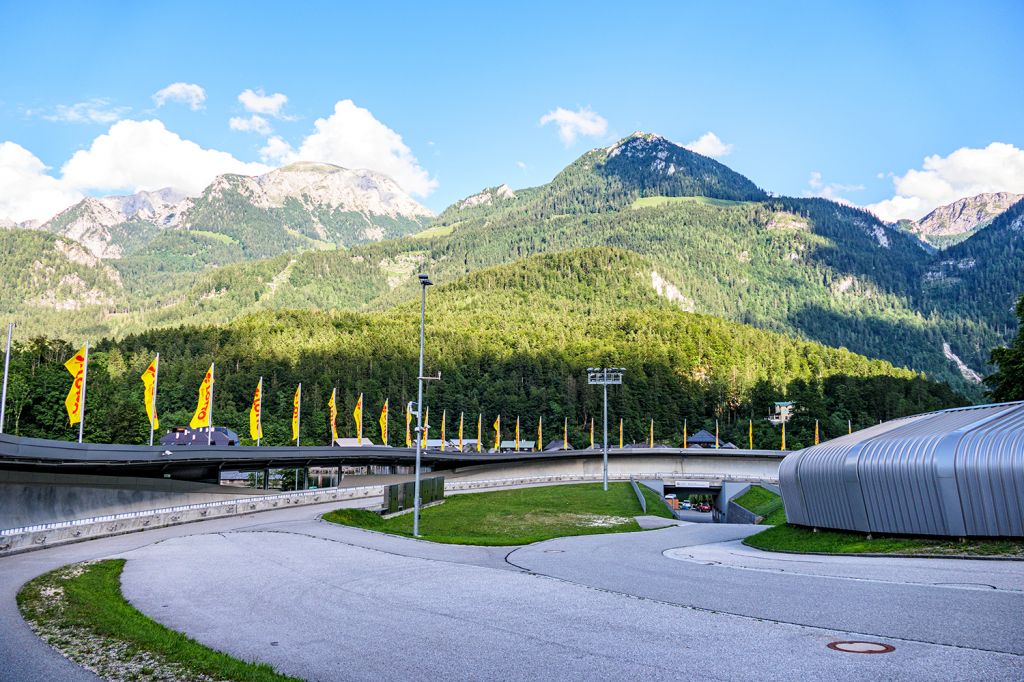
xmin=2 ymin=504 xmax=1022 ymax=681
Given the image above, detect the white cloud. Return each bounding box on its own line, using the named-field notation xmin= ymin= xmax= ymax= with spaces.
xmin=260 ymin=135 xmax=295 ymax=165
xmin=683 ymin=131 xmax=733 ymax=158
xmin=516 ymin=160 xmax=527 ymax=170
xmin=866 ymin=142 xmax=1024 ymax=222
xmin=0 ymin=142 xmax=83 ymax=222
xmin=281 ymin=100 xmax=436 ymax=196
xmin=804 ymin=171 xmax=864 ymax=205
xmin=39 ymin=98 xmax=128 ymax=124
xmin=61 ymin=119 xmax=270 ymax=195
xmin=152 ymin=82 xmax=206 ymax=111
xmin=229 ymin=115 xmax=272 ymax=135
xmin=539 ymin=106 xmax=608 ymax=146
xmin=238 ymin=88 xmax=288 ymax=117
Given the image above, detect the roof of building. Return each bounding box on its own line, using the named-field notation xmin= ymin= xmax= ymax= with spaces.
xmin=334 ymin=437 xmax=375 ymax=447
xmin=499 ymin=440 xmax=536 ymax=450
xmin=687 ymin=429 xmax=717 ymax=444
xmin=543 ymin=439 xmax=573 ymax=451
xmin=780 ymin=401 xmax=1024 ymax=538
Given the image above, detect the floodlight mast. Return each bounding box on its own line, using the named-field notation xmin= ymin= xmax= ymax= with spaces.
xmin=413 ymin=273 xmax=434 ymax=538
xmin=587 ymin=367 xmax=624 ymax=491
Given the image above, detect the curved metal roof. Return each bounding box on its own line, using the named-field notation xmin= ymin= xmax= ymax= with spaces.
xmin=779 ymin=401 xmax=1024 ymax=537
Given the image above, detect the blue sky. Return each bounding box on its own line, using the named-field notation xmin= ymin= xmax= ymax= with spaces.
xmin=1 ymin=0 xmax=1023 ymax=222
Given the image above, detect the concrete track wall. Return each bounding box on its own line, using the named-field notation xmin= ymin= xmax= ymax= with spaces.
xmin=0 ymin=470 xmax=275 ymax=530
xmin=445 ymin=454 xmax=781 ymax=482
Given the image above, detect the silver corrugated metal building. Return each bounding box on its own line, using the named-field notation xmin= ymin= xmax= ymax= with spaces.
xmin=779 ymin=401 xmax=1024 ymax=537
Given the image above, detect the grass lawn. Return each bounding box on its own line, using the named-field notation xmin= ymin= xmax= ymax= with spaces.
xmin=733 ymin=485 xmax=785 ymax=524
xmin=745 ymin=524 xmax=1024 ymax=558
xmin=17 ymin=560 xmax=298 ymax=681
xmin=323 ymin=482 xmax=672 ymax=545
xmin=736 ymin=485 xmax=1024 ymax=557
xmin=409 ymin=224 xmax=456 ymax=239
xmin=631 ymin=195 xmax=752 ymax=209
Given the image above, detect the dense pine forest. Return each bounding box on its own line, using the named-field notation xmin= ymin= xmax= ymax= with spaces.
xmin=3 ymin=249 xmax=965 ymax=451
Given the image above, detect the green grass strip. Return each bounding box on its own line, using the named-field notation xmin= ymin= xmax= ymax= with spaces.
xmin=324 ymin=482 xmax=672 ymax=546
xmin=17 ymin=559 xmax=299 ymax=682
xmin=732 ymin=485 xmax=785 ymax=524
xmin=744 ymin=524 xmax=1024 ymax=557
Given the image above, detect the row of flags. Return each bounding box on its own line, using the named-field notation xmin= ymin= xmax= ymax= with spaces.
xmin=61 ymin=347 xmax=837 ymax=449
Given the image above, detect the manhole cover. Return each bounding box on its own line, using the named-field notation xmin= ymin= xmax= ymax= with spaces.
xmin=827 ymin=641 xmax=895 ymax=654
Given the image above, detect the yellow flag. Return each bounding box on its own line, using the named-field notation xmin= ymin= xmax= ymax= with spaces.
xmin=563 ymin=418 xmax=568 ymax=450
xmin=458 ymin=412 xmax=464 ymax=452
xmin=683 ymin=418 xmax=688 ymax=449
xmin=619 ymin=418 xmax=623 ymax=449
xmin=353 ymin=393 xmax=363 ymax=444
xmin=250 ymin=379 xmax=263 ymax=441
xmin=814 ymin=419 xmax=819 ymax=445
xmin=515 ymin=416 xmax=520 ymax=451
xmin=379 ymin=399 xmax=389 ymax=446
xmin=291 ymin=384 xmax=301 ymax=442
xmin=422 ymin=406 xmax=429 ymax=448
xmin=329 ymin=389 xmax=339 ymax=443
xmin=589 ymin=418 xmax=594 ymax=449
xmin=715 ymin=419 xmax=720 ymax=449
xmin=748 ymin=419 xmax=753 ymax=450
xmin=440 ymin=410 xmax=446 ymax=451
xmin=649 ymin=419 xmax=654 ymax=448
xmin=537 ymin=416 xmax=542 ymax=452
xmin=781 ymin=422 xmax=786 ymax=451
xmin=406 ymin=403 xmax=412 ymax=447
xmin=477 ymin=413 xmax=482 ymax=453
xmin=141 ymin=356 xmax=159 ymax=431
xmin=64 ymin=345 xmax=88 ymax=426
xmin=190 ymin=364 xmax=214 ymax=429
xmin=493 ymin=415 xmax=500 ymax=450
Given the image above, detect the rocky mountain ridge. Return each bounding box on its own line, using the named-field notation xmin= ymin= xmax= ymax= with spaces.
xmin=906 ymin=192 xmax=1023 ymax=248
xmin=38 ymin=162 xmax=434 ymax=260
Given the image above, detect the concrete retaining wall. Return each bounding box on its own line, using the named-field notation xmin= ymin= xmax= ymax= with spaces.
xmin=0 ymin=470 xmax=275 ymax=530
xmin=0 ymin=485 xmax=384 ymax=557
xmin=447 ymin=454 xmax=780 ymax=483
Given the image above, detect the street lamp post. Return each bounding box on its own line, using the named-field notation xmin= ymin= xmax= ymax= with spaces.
xmin=587 ymin=367 xmax=625 ymax=491
xmin=413 ymin=273 xmax=433 ymax=537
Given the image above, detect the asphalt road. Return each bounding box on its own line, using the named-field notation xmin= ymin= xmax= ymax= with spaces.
xmin=2 ymin=504 xmax=1023 ymax=681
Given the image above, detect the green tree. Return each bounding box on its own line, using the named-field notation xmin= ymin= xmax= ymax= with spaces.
xmin=985 ymin=295 xmax=1024 ymax=401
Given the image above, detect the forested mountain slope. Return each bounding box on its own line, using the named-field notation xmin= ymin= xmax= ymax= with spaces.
xmin=3 ymin=248 xmax=963 ymax=450
xmin=4 ymin=133 xmax=1019 ymax=397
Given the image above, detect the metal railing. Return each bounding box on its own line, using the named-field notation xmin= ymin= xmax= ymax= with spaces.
xmin=629 ymin=476 xmax=647 ymax=514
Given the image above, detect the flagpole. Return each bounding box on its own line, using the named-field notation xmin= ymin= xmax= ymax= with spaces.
xmin=78 ymin=341 xmax=89 ymax=443
xmin=296 ymin=383 xmax=301 ymax=447
xmin=149 ymin=352 xmax=159 ymax=446
xmin=0 ymin=322 xmax=12 ymax=434
xmin=208 ymin=362 xmax=214 ymax=445
xmin=257 ymin=377 xmax=263 ymax=447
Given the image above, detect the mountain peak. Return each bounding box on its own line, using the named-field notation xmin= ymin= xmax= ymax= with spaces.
xmin=604 ymin=131 xmax=670 ymax=157
xmin=276 ymin=161 xmax=346 ymax=174
xmin=910 ymin=192 xmax=1024 ymax=248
